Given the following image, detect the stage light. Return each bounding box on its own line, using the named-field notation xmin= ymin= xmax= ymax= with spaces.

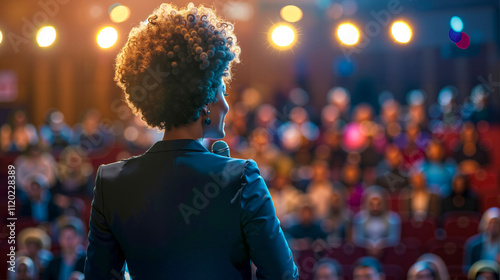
xmin=0 ymin=30 xmax=3 ymax=45
xmin=36 ymin=26 xmax=56 ymax=47
xmin=110 ymin=4 xmax=130 ymax=23
xmin=391 ymin=21 xmax=412 ymax=43
xmin=270 ymin=24 xmax=296 ymax=49
xmin=450 ymin=16 xmax=463 ymax=32
xmin=337 ymin=23 xmax=359 ymax=45
xmin=280 ymin=5 xmax=303 ymax=23
xmin=97 ymin=27 xmax=118 ymax=49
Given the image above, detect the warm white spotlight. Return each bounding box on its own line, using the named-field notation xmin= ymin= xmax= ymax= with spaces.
xmin=97 ymin=27 xmax=118 ymax=49
xmin=280 ymin=5 xmax=303 ymax=23
xmin=391 ymin=21 xmax=412 ymax=43
xmin=37 ymin=26 xmax=57 ymax=47
xmin=270 ymin=25 xmax=296 ymax=48
xmin=337 ymin=23 xmax=359 ymax=45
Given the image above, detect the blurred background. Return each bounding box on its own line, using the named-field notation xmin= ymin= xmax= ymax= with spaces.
xmin=0 ymin=0 xmax=499 ymax=279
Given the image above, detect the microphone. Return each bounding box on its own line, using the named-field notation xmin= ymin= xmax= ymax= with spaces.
xmin=211 ymin=140 xmax=230 ymax=157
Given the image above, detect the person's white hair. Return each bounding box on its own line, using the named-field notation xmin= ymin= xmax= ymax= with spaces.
xmin=478 ymin=207 xmax=500 ymax=233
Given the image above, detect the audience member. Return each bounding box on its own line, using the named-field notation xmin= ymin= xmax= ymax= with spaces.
xmin=353 ymin=186 xmax=401 ymax=257
xmin=464 ymin=207 xmax=500 ymax=273
xmin=313 ymin=258 xmax=343 ymax=280
xmin=20 ymin=175 xmax=61 ymax=223
xmin=1 ymin=109 xmax=38 ymax=153
xmin=467 ymin=260 xmax=499 ymax=280
xmin=441 ymin=174 xmax=480 ymax=215
xmin=322 ymin=184 xmax=352 ymax=245
xmin=399 ymin=171 xmax=440 ymax=221
xmin=43 ymin=218 xmax=86 ymax=280
xmin=352 ymin=257 xmax=385 ymax=280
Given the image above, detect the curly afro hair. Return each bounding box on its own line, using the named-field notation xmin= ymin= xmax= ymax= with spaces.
xmin=115 ymin=3 xmax=240 ymax=130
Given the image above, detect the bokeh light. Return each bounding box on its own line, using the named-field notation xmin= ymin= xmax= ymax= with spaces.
xmin=0 ymin=30 xmax=3 ymax=45
xmin=280 ymin=5 xmax=303 ymax=23
xmin=456 ymin=32 xmax=470 ymax=49
xmin=450 ymin=16 xmax=463 ymax=32
xmin=449 ymin=29 xmax=462 ymax=43
xmin=391 ymin=21 xmax=412 ymax=43
xmin=97 ymin=27 xmax=118 ymax=49
xmin=110 ymin=4 xmax=130 ymax=23
xmin=270 ymin=24 xmax=296 ymax=49
xmin=36 ymin=26 xmax=57 ymax=47
xmin=337 ymin=23 xmax=359 ymax=45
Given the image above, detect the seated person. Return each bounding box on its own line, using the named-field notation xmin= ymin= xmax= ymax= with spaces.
xmin=419 ymin=139 xmax=455 ymax=196
xmin=416 ymin=253 xmax=450 ymax=280
xmin=20 ymin=175 xmax=61 ymax=223
xmin=399 ymin=171 xmax=440 ymax=221
xmin=441 ymin=173 xmax=480 ymax=215
xmin=7 ymin=256 xmax=36 ymax=280
xmin=407 ymin=260 xmax=438 ymax=280
xmin=321 ymin=184 xmax=352 ymax=245
xmin=313 ymin=258 xmax=343 ymax=280
xmin=467 ymin=260 xmax=499 ymax=280
xmin=375 ymin=144 xmax=410 ymax=193
xmin=286 ymin=198 xmax=327 ymax=251
xmin=464 ymin=207 xmax=500 ymax=273
xmin=43 ymin=218 xmax=86 ymax=280
xmin=353 ymin=186 xmax=401 ymax=257
xmin=352 ymin=257 xmax=385 ymax=280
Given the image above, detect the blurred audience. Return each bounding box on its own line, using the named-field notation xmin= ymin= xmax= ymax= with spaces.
xmin=20 ymin=175 xmax=61 ymax=224
xmin=353 ymin=186 xmax=401 ymax=257
xmin=399 ymin=171 xmax=440 ymax=221
xmin=467 ymin=260 xmax=499 ymax=280
xmin=313 ymin=258 xmax=343 ymax=280
xmin=43 ymin=218 xmax=86 ymax=280
xmin=352 ymin=257 xmax=384 ymax=280
xmin=38 ymin=109 xmax=73 ymax=153
xmin=441 ymin=174 xmax=480 ymax=215
xmin=464 ymin=207 xmax=500 ymax=272
xmin=1 ymin=109 xmax=38 ymax=153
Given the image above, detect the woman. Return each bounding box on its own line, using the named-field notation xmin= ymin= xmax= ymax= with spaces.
xmin=84 ymin=3 xmax=298 ymax=279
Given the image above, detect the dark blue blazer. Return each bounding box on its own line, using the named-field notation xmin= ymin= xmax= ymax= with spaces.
xmin=84 ymin=139 xmax=299 ymax=280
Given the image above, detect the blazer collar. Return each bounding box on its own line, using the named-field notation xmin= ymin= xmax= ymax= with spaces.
xmin=145 ymin=139 xmax=210 ymax=153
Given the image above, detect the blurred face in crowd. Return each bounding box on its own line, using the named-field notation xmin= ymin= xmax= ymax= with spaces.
xmin=415 ymin=269 xmax=434 ymax=280
xmin=26 ymin=240 xmax=42 ymax=257
xmin=476 ymin=271 xmax=498 ymax=280
xmin=368 ymin=196 xmax=384 ymax=216
xmin=353 ymin=267 xmax=383 ymax=280
xmin=342 ymin=165 xmax=360 ymax=186
xmin=486 ymin=217 xmax=500 ymax=238
xmin=331 ymin=193 xmax=342 ymax=212
xmin=300 ymin=206 xmax=314 ymax=225
xmin=27 ymin=182 xmax=43 ymax=201
xmin=17 ymin=263 xmax=30 ymax=280
xmin=385 ymin=145 xmax=401 ymax=168
xmin=410 ymin=173 xmax=426 ymax=191
xmin=314 ymin=264 xmax=339 ymax=280
xmin=452 ymin=176 xmax=467 ymax=194
xmin=59 ymin=228 xmax=82 ymax=253
xmin=426 ymin=141 xmax=444 ymax=162
xmin=313 ymin=161 xmax=330 ymax=182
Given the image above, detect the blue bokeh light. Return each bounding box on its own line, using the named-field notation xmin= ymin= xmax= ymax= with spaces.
xmin=450 ymin=16 xmax=463 ymax=32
